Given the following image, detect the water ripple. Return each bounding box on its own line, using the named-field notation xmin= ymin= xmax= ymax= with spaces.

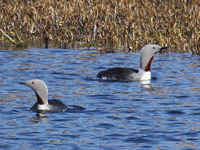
xmin=0 ymin=49 xmax=199 ymax=149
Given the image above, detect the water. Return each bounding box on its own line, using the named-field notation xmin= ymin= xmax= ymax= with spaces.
xmin=0 ymin=47 xmax=199 ymax=150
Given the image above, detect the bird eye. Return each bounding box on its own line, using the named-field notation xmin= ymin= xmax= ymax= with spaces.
xmin=153 ymin=47 xmax=155 ymax=49
xmin=32 ymin=82 xmax=34 ymax=84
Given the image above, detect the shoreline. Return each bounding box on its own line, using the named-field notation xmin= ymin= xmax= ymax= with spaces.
xmin=0 ymin=0 xmax=199 ymax=54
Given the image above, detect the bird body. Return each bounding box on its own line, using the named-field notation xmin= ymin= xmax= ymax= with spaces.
xmin=97 ymin=44 xmax=169 ymax=82
xmin=20 ymin=79 xmax=67 ymax=113
xmin=30 ymin=99 xmax=67 ymax=113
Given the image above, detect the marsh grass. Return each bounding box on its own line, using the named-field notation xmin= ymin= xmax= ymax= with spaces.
xmin=0 ymin=0 xmax=199 ymax=54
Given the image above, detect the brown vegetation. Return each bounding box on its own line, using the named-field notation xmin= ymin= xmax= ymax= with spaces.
xmin=0 ymin=0 xmax=199 ymax=54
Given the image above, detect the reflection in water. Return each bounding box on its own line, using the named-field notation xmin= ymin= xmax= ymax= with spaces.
xmin=140 ymin=80 xmax=152 ymax=88
xmin=29 ymin=115 xmax=49 ymax=123
xmin=0 ymin=49 xmax=199 ymax=149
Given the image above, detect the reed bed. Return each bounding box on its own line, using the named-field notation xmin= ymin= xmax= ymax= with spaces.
xmin=0 ymin=0 xmax=199 ymax=54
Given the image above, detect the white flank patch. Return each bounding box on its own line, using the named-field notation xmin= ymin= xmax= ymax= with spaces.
xmin=139 ymin=70 xmax=151 ymax=80
xmin=37 ymin=103 xmax=50 ymax=111
xmin=101 ymin=76 xmax=108 ymax=80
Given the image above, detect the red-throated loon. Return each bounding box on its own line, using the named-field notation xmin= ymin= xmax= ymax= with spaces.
xmin=97 ymin=44 xmax=169 ymax=82
xmin=20 ymin=79 xmax=67 ymax=113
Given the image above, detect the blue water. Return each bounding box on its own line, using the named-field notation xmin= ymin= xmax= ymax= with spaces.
xmin=0 ymin=47 xmax=199 ymax=150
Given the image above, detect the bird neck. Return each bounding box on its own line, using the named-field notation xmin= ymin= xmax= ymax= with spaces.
xmin=140 ymin=51 xmax=154 ymax=71
xmin=144 ymin=56 xmax=154 ymax=71
xmin=35 ymin=92 xmax=48 ymax=105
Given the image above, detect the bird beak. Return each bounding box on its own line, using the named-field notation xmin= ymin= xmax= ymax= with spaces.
xmin=18 ymin=82 xmax=26 ymax=85
xmin=160 ymin=46 xmax=170 ymax=51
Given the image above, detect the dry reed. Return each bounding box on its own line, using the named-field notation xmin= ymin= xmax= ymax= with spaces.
xmin=0 ymin=0 xmax=199 ymax=54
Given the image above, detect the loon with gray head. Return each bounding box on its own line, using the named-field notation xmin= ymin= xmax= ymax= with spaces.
xmin=97 ymin=44 xmax=169 ymax=82
xmin=20 ymin=79 xmax=67 ymax=113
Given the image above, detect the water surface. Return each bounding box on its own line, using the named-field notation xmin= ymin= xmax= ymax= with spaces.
xmin=0 ymin=48 xmax=199 ymax=150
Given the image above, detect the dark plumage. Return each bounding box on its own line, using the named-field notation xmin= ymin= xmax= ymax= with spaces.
xmin=97 ymin=67 xmax=139 ymax=81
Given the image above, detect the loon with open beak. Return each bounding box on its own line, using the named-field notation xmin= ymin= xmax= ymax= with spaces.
xmin=97 ymin=44 xmax=169 ymax=82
